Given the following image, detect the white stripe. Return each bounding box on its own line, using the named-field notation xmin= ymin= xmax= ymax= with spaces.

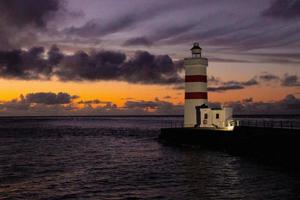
xmin=185 ymin=82 xmax=207 ymax=93
xmin=185 ymin=66 xmax=207 ymax=76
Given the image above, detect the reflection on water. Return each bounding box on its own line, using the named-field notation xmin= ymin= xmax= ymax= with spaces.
xmin=0 ymin=116 xmax=300 ymax=199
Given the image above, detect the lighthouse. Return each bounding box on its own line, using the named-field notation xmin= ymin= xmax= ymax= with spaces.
xmin=184 ymin=43 xmax=208 ymax=127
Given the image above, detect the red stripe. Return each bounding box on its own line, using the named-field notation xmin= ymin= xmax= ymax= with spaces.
xmin=185 ymin=92 xmax=208 ymax=99
xmin=185 ymin=75 xmax=207 ymax=82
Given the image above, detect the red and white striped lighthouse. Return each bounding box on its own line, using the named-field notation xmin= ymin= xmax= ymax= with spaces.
xmin=184 ymin=43 xmax=208 ymax=127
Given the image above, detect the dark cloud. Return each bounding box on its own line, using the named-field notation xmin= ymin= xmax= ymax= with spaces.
xmin=78 ymin=99 xmax=110 ymax=105
xmin=56 ymin=50 xmax=126 ymax=81
xmin=259 ymin=73 xmax=280 ymax=81
xmin=0 ymin=93 xmax=183 ymax=116
xmin=282 ymin=94 xmax=300 ymax=109
xmin=207 ymin=78 xmax=258 ymax=92
xmin=135 ymin=3 xmax=300 ymax=56
xmin=208 ymin=85 xmax=244 ymax=92
xmin=263 ymin=0 xmax=300 ymax=19
xmin=1 ymin=92 xmax=299 ymax=116
xmin=0 ymin=47 xmax=52 ymax=79
xmin=0 ymin=0 xmax=61 ymax=28
xmin=174 ymin=76 xmax=260 ymax=92
xmin=25 ymin=92 xmax=78 ymax=105
xmin=120 ymin=51 xmax=183 ymax=84
xmin=164 ymin=20 xmax=300 ymax=53
xmin=221 ymin=94 xmax=300 ymax=114
xmin=0 ymin=98 xmax=30 ymax=111
xmin=63 ymin=1 xmax=197 ymax=38
xmin=242 ymin=78 xmax=259 ymax=86
xmin=123 ymin=37 xmax=153 ymax=47
xmin=0 ymin=92 xmax=79 ymax=116
xmin=48 ymin=45 xmax=64 ymax=66
xmin=206 ymin=72 xmax=300 ymax=92
xmin=0 ymin=46 xmax=184 ymax=85
xmin=0 ymin=0 xmax=65 ymax=49
xmin=125 ymin=100 xmax=162 ymax=110
xmin=124 ymin=99 xmax=183 ymax=114
xmin=173 ymin=73 xmax=300 ymax=93
xmin=58 ymin=50 xmax=183 ymax=84
xmin=0 ymin=0 xmax=299 ymax=66
xmin=65 ymin=17 xmax=135 ymax=37
xmin=281 ymin=74 xmax=300 ymax=87
xmin=64 ymin=7 xmax=156 ymax=37
xmin=77 ymin=100 xmax=116 ymax=109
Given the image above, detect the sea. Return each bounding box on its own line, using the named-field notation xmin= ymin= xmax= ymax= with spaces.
xmin=0 ymin=116 xmax=300 ymax=200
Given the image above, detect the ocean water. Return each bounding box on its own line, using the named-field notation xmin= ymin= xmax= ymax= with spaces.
xmin=0 ymin=116 xmax=300 ymax=200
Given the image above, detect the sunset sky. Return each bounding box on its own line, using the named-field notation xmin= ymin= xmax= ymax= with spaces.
xmin=0 ymin=0 xmax=299 ymax=115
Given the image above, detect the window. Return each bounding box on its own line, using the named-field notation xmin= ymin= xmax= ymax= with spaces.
xmin=204 ymin=113 xmax=208 ymax=119
xmin=216 ymin=113 xmax=219 ymax=119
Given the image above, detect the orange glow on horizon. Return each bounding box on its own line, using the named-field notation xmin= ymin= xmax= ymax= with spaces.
xmin=0 ymin=79 xmax=183 ymax=106
xmin=0 ymin=77 xmax=298 ymax=108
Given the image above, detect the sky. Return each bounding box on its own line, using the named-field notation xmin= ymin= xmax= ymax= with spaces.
xmin=0 ymin=0 xmax=299 ymax=115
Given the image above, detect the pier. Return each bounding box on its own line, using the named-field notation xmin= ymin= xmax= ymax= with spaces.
xmin=161 ymin=118 xmax=300 ymax=130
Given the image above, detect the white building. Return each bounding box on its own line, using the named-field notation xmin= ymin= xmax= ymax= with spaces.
xmin=184 ymin=43 xmax=234 ymax=130
xmin=199 ymin=106 xmax=234 ymax=130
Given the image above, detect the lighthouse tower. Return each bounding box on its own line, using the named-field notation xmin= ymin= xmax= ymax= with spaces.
xmin=184 ymin=43 xmax=208 ymax=127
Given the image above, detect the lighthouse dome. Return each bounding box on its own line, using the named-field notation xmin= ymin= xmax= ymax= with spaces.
xmin=191 ymin=42 xmax=202 ymax=58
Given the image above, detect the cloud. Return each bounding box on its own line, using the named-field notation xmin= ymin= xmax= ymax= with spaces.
xmin=123 ymin=98 xmax=183 ymax=114
xmin=127 ymin=1 xmax=300 ymax=56
xmin=77 ymin=99 xmax=116 ymax=109
xmin=0 ymin=47 xmax=52 ymax=79
xmin=207 ymin=77 xmax=259 ymax=92
xmin=78 ymin=99 xmax=111 ymax=105
xmin=123 ymin=37 xmax=153 ymax=47
xmin=25 ymin=92 xmax=78 ymax=105
xmin=0 ymin=92 xmax=79 ymax=115
xmin=206 ymin=73 xmax=299 ymax=92
xmin=219 ymin=94 xmax=300 ymax=114
xmin=56 ymin=50 xmax=126 ymax=81
xmin=48 ymin=45 xmax=64 ymax=66
xmin=64 ymin=6 xmax=156 ymax=37
xmin=175 ymin=72 xmax=299 ymax=93
xmin=262 ymin=0 xmax=300 ymax=19
xmin=281 ymin=74 xmax=300 ymax=87
xmin=0 ymin=93 xmax=183 ymax=116
xmin=242 ymin=78 xmax=259 ymax=86
xmin=0 ymin=0 xmax=61 ymax=28
xmin=1 ymin=92 xmax=299 ymax=116
xmin=0 ymin=46 xmax=184 ymax=84
xmin=208 ymin=85 xmax=244 ymax=92
xmin=163 ymin=96 xmax=172 ymax=99
xmin=120 ymin=51 xmax=183 ymax=84
xmin=63 ymin=0 xmax=198 ymax=38
xmin=259 ymin=73 xmax=280 ymax=81
xmin=0 ymin=0 xmax=65 ymax=50
xmin=64 ymin=17 xmax=136 ymax=38
xmin=0 ymin=0 xmax=299 ymax=66
xmin=125 ymin=100 xmax=161 ymax=109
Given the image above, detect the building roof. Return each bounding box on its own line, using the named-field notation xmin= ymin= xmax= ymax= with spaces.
xmin=199 ymin=107 xmax=223 ymax=110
